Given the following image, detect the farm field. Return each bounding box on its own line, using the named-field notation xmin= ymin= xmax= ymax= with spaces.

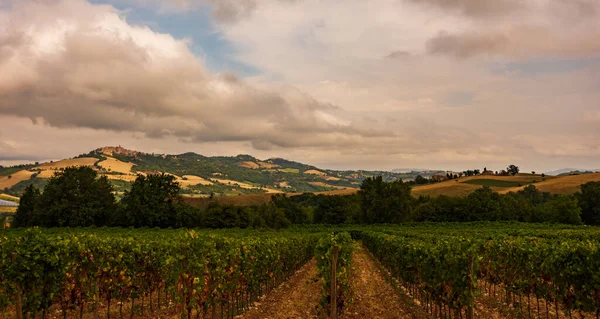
xmin=410 ymin=173 xmax=595 ymax=197
xmin=0 ymin=193 xmax=19 ymax=202
xmin=0 ymin=170 xmax=34 ymax=189
xmin=500 ymin=172 xmax=600 ymax=194
xmin=2 ymin=223 xmax=599 ymax=318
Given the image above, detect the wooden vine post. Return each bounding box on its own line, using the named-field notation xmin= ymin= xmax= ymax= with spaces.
xmin=467 ymin=255 xmax=474 ymax=319
xmin=330 ymin=245 xmax=339 ymax=319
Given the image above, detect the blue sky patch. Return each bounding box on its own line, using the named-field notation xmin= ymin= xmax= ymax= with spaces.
xmin=89 ymin=0 xmax=259 ymax=77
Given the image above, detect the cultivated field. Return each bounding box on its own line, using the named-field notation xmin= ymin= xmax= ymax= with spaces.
xmin=501 ymin=172 xmax=600 ymax=194
xmin=303 ymin=169 xmax=327 ymax=176
xmin=97 ymin=157 xmax=134 ymax=174
xmin=178 ymin=175 xmax=213 ymax=186
xmin=0 ymin=193 xmax=19 ymax=202
xmin=411 ymin=173 xmax=585 ymax=197
xmin=38 ymin=157 xmax=98 ymax=170
xmin=2 ymin=224 xmax=599 ymax=319
xmin=0 ymin=206 xmax=16 ymax=213
xmin=0 ymin=170 xmax=34 ymax=189
xmin=239 ymin=161 xmax=260 ymax=169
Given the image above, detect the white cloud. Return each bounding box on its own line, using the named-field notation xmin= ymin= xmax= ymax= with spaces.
xmin=0 ymin=0 xmax=599 ymax=171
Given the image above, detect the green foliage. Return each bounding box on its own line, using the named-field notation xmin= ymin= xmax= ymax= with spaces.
xmin=35 ymin=166 xmax=116 ymax=227
xmin=535 ymin=195 xmax=582 ymax=224
xmin=12 ymin=185 xmax=39 ymax=227
xmin=414 ymin=175 xmax=429 ymax=185
xmin=414 ymin=195 xmax=466 ymax=222
xmin=462 ymin=179 xmax=524 ymax=187
xmin=359 ymin=176 xmax=412 ymax=223
xmin=315 ymin=232 xmax=354 ymax=315
xmin=507 ymin=164 xmax=520 ymax=176
xmin=355 ymin=230 xmax=478 ymax=314
xmin=119 ymin=174 xmax=183 ymax=228
xmin=353 ymin=223 xmax=600 ymax=316
xmin=578 ymin=181 xmax=600 ymax=225
xmin=462 ymin=186 xmax=503 ymax=221
xmin=0 ymin=228 xmax=318 ymax=318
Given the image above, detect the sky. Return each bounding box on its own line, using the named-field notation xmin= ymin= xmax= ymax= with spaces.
xmin=0 ymin=0 xmax=599 ymax=172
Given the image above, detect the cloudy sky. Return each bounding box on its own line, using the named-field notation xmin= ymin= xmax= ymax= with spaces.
xmin=0 ymin=0 xmax=599 ymax=172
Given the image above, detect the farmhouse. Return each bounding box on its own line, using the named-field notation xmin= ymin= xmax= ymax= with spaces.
xmin=481 ymin=170 xmax=495 ymax=176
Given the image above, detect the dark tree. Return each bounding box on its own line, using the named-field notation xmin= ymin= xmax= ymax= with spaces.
xmin=271 ymin=194 xmax=311 ymax=224
xmin=120 ymin=173 xmax=182 ymax=228
xmin=13 ymin=185 xmax=40 ymax=227
xmin=414 ymin=175 xmax=429 ymax=185
xmin=462 ymin=186 xmax=502 ymax=221
xmin=507 ymin=165 xmax=520 ymax=176
xmin=38 ymin=166 xmax=116 ymax=227
xmin=535 ymin=195 xmax=581 ymax=225
xmin=359 ymin=176 xmax=412 ymax=223
xmin=578 ymin=181 xmax=600 ymax=225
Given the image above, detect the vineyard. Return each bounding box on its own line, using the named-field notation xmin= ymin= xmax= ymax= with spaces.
xmin=1 ymin=223 xmax=600 ymax=318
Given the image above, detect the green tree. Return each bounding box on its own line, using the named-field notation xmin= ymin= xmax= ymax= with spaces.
xmin=38 ymin=166 xmax=116 ymax=227
xmin=507 ymin=164 xmax=520 ymax=176
xmin=414 ymin=175 xmax=429 ymax=185
xmin=260 ymin=203 xmax=290 ymax=229
xmin=463 ymin=186 xmax=502 ymax=221
xmin=536 ymin=195 xmax=582 ymax=224
xmin=359 ymin=176 xmax=412 ymax=223
xmin=13 ymin=185 xmax=40 ymax=227
xmin=577 ymin=181 xmax=600 ymax=225
xmin=500 ymin=193 xmax=534 ymax=222
xmin=120 ymin=173 xmax=182 ymax=228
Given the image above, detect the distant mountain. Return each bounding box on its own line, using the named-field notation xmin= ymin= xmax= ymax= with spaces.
xmin=545 ymin=168 xmax=600 ymax=176
xmin=392 ymin=168 xmax=432 ymax=173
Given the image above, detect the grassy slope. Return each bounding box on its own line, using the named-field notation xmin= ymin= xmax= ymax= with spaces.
xmin=412 ymin=174 xmax=565 ymax=197
xmin=0 ymin=170 xmax=35 ymax=189
xmin=499 ymin=173 xmax=600 ymax=194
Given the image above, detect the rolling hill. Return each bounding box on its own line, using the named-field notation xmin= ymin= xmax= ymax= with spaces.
xmin=411 ymin=173 xmax=599 ymax=197
xmin=0 ymin=146 xmax=416 ymax=199
xmin=2 ymin=146 xmax=598 ymax=205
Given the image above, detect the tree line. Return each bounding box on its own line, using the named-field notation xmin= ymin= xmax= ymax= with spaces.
xmin=13 ymin=166 xmax=600 ymax=228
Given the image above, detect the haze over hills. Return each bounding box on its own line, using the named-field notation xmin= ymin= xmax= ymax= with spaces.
xmin=544 ymin=168 xmax=600 ymax=176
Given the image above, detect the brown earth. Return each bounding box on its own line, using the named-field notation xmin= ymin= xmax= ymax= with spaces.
xmin=342 ymin=247 xmax=424 ymax=319
xmin=239 ymin=259 xmax=321 ymax=319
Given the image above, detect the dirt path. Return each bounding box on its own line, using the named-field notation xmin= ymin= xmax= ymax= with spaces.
xmin=239 ymin=259 xmax=320 ymax=319
xmin=341 ymin=246 xmax=425 ymax=319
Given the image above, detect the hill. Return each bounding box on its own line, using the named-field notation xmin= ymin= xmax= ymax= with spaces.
xmin=3 ymin=146 xmax=597 ymax=202
xmin=0 ymin=146 xmax=417 ymax=199
xmin=545 ymin=168 xmax=600 ymax=176
xmin=410 ymin=173 xmax=599 ymax=197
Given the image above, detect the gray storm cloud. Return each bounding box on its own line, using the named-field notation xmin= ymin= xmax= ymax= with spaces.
xmin=0 ymin=0 xmax=379 ymax=150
